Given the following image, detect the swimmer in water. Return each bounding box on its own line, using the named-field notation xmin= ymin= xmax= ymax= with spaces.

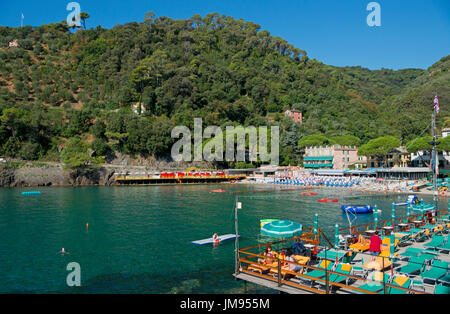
xmin=212 ymin=233 xmax=220 ymax=246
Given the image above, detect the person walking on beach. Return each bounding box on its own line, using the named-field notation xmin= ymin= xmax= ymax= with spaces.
xmin=369 ymin=231 xmax=382 ymax=261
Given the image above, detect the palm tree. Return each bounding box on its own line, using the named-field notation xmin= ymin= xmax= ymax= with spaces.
xmin=80 ymin=12 xmax=90 ymax=30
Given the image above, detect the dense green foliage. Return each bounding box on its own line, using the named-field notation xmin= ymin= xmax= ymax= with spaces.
xmin=0 ymin=13 xmax=448 ymax=167
xmin=358 ymin=136 xmax=402 ymax=159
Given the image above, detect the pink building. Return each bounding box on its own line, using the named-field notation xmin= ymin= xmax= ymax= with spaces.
xmin=304 ymin=145 xmax=366 ymax=170
xmin=284 ymin=110 xmax=303 ymax=124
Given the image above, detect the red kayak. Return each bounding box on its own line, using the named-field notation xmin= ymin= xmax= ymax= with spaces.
xmin=309 ymin=192 xmax=318 ymax=196
xmin=318 ymin=198 xmax=339 ymax=202
xmin=210 ymin=189 xmax=226 ymax=193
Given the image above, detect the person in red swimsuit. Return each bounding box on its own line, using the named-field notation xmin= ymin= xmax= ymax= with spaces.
xmin=369 ymin=231 xmax=382 ymax=261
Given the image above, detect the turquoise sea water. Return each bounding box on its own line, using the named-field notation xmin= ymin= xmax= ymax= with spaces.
xmin=0 ymin=184 xmax=446 ymax=294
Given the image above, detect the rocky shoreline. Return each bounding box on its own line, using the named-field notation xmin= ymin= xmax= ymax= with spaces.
xmin=0 ymin=157 xmax=215 ymax=188
xmin=0 ymin=163 xmax=117 ymax=187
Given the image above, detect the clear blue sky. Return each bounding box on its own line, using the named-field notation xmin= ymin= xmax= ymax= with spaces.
xmin=1 ymin=0 xmax=449 ymax=70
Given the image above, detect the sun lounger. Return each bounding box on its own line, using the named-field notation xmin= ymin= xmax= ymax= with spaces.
xmin=300 ymin=260 xmax=335 ymax=287
xmin=318 ymin=263 xmax=353 ymax=291
xmin=434 ymin=284 xmax=450 ymax=294
xmin=397 ymin=256 xmax=426 ymax=276
xmin=399 ymin=247 xmax=424 ymax=260
xmin=316 ymin=250 xmax=346 ymax=261
xmin=247 ymin=262 xmax=276 ymax=274
xmin=421 ymin=260 xmax=449 ymax=284
xmin=436 ymin=236 xmax=450 ymax=252
xmin=438 ymin=273 xmax=450 ymax=285
xmin=349 ymin=242 xmax=370 ymax=252
xmin=424 ymin=235 xmax=446 ymax=250
xmin=358 ymin=271 xmax=390 ymax=294
xmin=293 ymin=255 xmax=311 ymax=265
xmin=387 ymin=274 xmax=412 ymax=294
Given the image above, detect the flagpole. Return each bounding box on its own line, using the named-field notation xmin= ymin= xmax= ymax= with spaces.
xmin=430 ymin=94 xmax=440 ymax=214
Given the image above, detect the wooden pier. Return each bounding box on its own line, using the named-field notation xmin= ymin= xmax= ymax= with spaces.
xmin=115 ymin=174 xmax=246 ymax=185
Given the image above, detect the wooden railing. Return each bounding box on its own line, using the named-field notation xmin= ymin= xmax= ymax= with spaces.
xmin=339 ymin=210 xmax=449 ymax=236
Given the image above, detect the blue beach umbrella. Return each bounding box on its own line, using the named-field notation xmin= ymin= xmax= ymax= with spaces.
xmin=261 ymin=220 xmax=303 ymax=238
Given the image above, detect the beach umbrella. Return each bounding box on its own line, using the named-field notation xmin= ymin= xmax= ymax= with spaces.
xmin=392 ymin=203 xmax=396 ymax=227
xmin=334 ymin=224 xmax=340 ymax=250
xmin=390 ymin=231 xmax=395 ymax=258
xmin=406 ymin=204 xmax=411 ymax=228
xmin=313 ymin=213 xmax=319 ymax=254
xmin=260 ymin=220 xmax=303 ymax=238
xmin=313 ymin=213 xmax=318 ymax=236
xmin=374 ymin=205 xmax=378 ymax=230
xmin=390 ymin=231 xmax=396 ymax=276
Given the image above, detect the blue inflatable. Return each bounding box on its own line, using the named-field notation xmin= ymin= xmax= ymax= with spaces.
xmin=341 ymin=205 xmax=373 ymax=214
xmin=406 ymin=194 xmax=419 ymax=205
xmin=22 ymin=191 xmax=41 ymax=195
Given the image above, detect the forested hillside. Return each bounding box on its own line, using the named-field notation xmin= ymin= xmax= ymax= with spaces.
xmin=0 ymin=13 xmax=448 ymax=167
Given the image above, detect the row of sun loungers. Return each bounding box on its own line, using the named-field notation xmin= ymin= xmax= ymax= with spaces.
xmin=244 ymin=220 xmax=449 ymax=294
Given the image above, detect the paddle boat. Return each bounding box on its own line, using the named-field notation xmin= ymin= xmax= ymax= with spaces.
xmin=341 ymin=205 xmax=373 ymax=214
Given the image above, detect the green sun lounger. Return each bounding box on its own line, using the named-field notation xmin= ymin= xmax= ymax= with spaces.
xmin=424 ymin=235 xmax=446 ymax=250
xmin=436 ymin=240 xmax=450 ymax=252
xmin=316 ymin=250 xmax=346 ymax=261
xmin=421 ymin=260 xmax=449 ymax=284
xmin=399 ymin=247 xmax=424 ymax=260
xmin=300 ymin=261 xmax=335 ymax=287
xmin=387 ymin=275 xmax=412 ymax=294
xmin=434 ymin=284 xmax=450 ymax=294
xmin=397 ymin=256 xmax=426 ymax=276
xmin=438 ymin=273 xmax=450 ymax=285
xmin=318 ymin=263 xmax=353 ymax=291
xmin=358 ymin=272 xmax=390 ymax=294
xmin=415 ymin=252 xmax=438 ymax=264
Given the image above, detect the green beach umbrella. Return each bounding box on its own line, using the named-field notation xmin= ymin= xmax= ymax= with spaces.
xmin=390 ymin=231 xmax=395 ymax=258
xmin=390 ymin=231 xmax=396 ymax=276
xmin=407 ymin=204 xmax=411 ymax=227
xmin=392 ymin=203 xmax=396 ymax=225
xmin=260 ymin=220 xmax=303 ymax=238
xmin=313 ymin=213 xmax=318 ymax=236
xmin=374 ymin=205 xmax=378 ymax=230
xmin=334 ymin=224 xmax=340 ymax=250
